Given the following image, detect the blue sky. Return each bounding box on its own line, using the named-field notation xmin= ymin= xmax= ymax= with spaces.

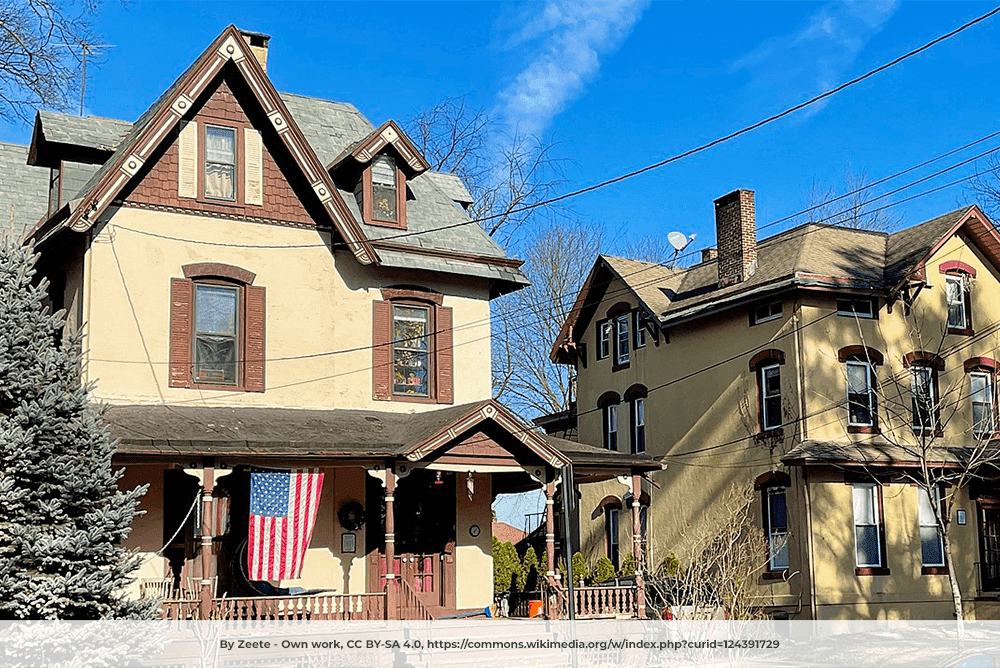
xmin=4 ymin=1 xmax=1000 ymax=258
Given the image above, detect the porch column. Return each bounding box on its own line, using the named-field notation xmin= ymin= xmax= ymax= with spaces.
xmin=631 ymin=473 xmax=645 ymax=617
xmin=545 ymin=480 xmax=557 ymax=585
xmin=199 ymin=461 xmax=215 ymax=620
xmin=385 ymin=464 xmax=398 ymax=619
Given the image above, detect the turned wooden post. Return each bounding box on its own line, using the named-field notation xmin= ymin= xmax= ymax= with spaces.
xmin=199 ymin=462 xmax=215 ymax=620
xmin=631 ymin=472 xmax=645 ymax=617
xmin=385 ymin=464 xmax=398 ymax=619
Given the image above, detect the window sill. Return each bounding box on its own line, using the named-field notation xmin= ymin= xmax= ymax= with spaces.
xmin=947 ymin=327 xmax=974 ymax=337
xmin=366 ymin=217 xmax=406 ymax=230
xmin=754 ymin=428 xmax=784 ymax=442
xmin=912 ymin=427 xmax=944 ymax=438
xmin=848 ymin=425 xmax=879 ymax=434
xmin=761 ymin=570 xmax=789 ymax=581
xmin=855 ymin=567 xmax=890 ymax=576
xmin=921 ymin=566 xmax=949 ymax=576
xmin=387 ymin=393 xmax=442 ymax=405
xmin=611 ymin=361 xmax=631 ymax=372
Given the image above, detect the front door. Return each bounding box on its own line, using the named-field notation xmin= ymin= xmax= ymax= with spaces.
xmin=980 ymin=503 xmax=1000 ymax=592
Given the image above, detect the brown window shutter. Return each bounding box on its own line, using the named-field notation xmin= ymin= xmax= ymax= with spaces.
xmin=169 ymin=278 xmax=193 ymax=388
xmin=436 ymin=305 xmax=454 ymax=404
xmin=244 ymin=285 xmax=266 ymax=392
xmin=372 ymin=300 xmax=392 ymax=400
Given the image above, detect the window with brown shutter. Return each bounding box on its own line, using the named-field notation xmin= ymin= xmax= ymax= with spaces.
xmin=372 ymin=287 xmax=452 ymax=404
xmin=168 ymin=263 xmax=265 ymax=392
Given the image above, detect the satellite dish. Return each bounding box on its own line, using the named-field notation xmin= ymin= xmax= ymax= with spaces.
xmin=668 ymin=231 xmax=691 ymax=252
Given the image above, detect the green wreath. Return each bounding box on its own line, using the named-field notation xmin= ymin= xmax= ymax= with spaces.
xmin=337 ymin=501 xmax=366 ymax=531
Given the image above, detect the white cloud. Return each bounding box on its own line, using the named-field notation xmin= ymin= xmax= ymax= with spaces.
xmin=732 ymin=0 xmax=900 ymax=117
xmin=498 ymin=0 xmax=649 ymax=138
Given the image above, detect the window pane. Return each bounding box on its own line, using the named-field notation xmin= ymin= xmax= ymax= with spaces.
xmin=946 ymin=276 xmax=966 ymax=328
xmin=853 ymin=486 xmax=875 ymax=524
xmin=764 ymin=366 xmax=780 ymax=395
xmin=195 ymin=335 xmax=236 ymax=383
xmin=205 ymin=127 xmax=235 ymax=164
xmin=373 ymin=184 xmax=397 ymax=221
xmin=195 ymin=285 xmax=237 ymax=335
xmin=918 ymin=488 xmax=935 ymax=525
xmin=616 ymin=315 xmax=629 ymax=363
xmin=392 ymin=305 xmax=430 ymax=396
xmin=769 ymin=489 xmax=787 ymax=530
xmin=912 ymin=367 xmax=935 ymax=429
xmin=856 ymin=526 xmax=880 ymax=566
xmin=372 ymin=156 xmax=395 ymax=185
xmin=921 ymin=527 xmax=944 ymax=566
xmin=847 ymin=363 xmax=868 ymax=394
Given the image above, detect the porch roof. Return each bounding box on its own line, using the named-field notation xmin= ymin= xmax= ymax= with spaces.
xmin=104 ymin=400 xmax=659 ymax=473
xmin=781 ymin=439 xmax=1000 ymax=468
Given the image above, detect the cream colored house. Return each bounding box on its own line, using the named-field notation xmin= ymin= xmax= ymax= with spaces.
xmin=552 ymin=188 xmax=1000 ymax=619
xmin=14 ymin=26 xmax=655 ymax=620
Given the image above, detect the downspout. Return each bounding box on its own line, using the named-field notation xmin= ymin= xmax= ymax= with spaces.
xmin=82 ymin=228 xmax=94 ymax=387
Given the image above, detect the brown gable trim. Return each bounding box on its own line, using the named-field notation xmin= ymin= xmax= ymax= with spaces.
xmin=331 ymin=120 xmax=429 ymax=175
xmin=895 ymin=206 xmax=987 ymax=290
xmin=56 ymin=26 xmax=378 ymax=266
xmin=838 ymin=345 xmax=884 ymax=365
xmin=116 ymin=199 xmax=318 ymax=230
xmin=749 ymin=348 xmax=786 ymax=371
xmin=380 ymin=287 xmax=443 ymax=305
xmin=370 ymin=239 xmax=524 ymax=269
xmin=903 ymin=350 xmax=945 ymax=370
xmin=183 ymin=262 xmax=255 ymax=284
xmin=939 ymin=260 xmax=977 ymax=277
xmin=403 ymin=400 xmax=569 ymax=468
xmin=551 ymin=257 xmax=615 ymax=364
xmin=964 ymin=356 xmax=999 ymax=373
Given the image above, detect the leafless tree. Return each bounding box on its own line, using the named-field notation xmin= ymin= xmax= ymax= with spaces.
xmin=0 ymin=0 xmax=101 ymax=122
xmin=491 ymin=218 xmax=603 ymax=417
xmin=646 ymin=483 xmax=773 ymax=621
xmin=969 ymin=154 xmax=1000 ymax=221
xmin=807 ymin=168 xmax=902 ymax=232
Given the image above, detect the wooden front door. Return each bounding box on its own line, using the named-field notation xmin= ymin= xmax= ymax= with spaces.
xmin=980 ymin=503 xmax=1000 ymax=592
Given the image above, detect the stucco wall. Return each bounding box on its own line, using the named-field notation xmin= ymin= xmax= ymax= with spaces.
xmin=455 ymin=473 xmax=492 ymax=609
xmin=82 ymin=207 xmax=492 ymax=409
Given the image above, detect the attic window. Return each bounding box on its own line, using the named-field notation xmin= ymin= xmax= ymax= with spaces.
xmin=837 ymin=299 xmax=875 ymax=319
xmin=205 ymin=126 xmax=236 ymax=201
xmin=751 ymin=300 xmax=782 ymax=325
xmin=372 ymin=155 xmax=398 ymax=223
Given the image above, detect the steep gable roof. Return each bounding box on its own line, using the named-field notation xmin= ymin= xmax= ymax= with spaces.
xmin=327 ymin=119 xmax=430 ymax=176
xmin=553 ymin=205 xmax=1000 ymax=358
xmin=30 ymin=26 xmax=378 ymax=266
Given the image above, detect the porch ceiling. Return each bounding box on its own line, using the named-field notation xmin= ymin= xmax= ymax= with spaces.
xmin=103 ymin=401 xmax=660 ymax=473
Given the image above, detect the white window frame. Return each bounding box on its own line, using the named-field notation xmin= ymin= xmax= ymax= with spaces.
xmin=631 ymin=397 xmax=646 ymax=454
xmin=836 ymin=298 xmax=875 ymax=318
xmin=918 ymin=486 xmax=945 ymax=568
xmin=603 ymin=403 xmax=618 ymax=451
xmin=971 ymin=370 xmax=995 ymax=439
xmin=760 ymin=363 xmax=782 ymax=431
xmin=634 ymin=310 xmax=646 ymax=348
xmin=767 ymin=487 xmax=790 ymax=570
xmin=597 ymin=321 xmax=611 ymax=360
xmin=204 ymin=124 xmax=237 ymax=202
xmin=911 ymin=366 xmax=937 ymax=432
xmin=846 ymin=360 xmax=875 ymax=428
xmin=945 ymin=274 xmax=967 ymax=330
xmin=615 ymin=314 xmax=630 ymax=365
xmin=753 ymin=301 xmax=782 ymax=325
xmin=853 ymin=483 xmax=882 ymax=568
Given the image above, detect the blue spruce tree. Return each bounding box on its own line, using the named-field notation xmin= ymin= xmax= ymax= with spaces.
xmin=0 ymin=241 xmax=154 ymax=619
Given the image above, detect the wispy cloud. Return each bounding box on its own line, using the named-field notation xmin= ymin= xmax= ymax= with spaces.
xmin=497 ymin=0 xmax=649 ymax=138
xmin=732 ymin=0 xmax=900 ymax=117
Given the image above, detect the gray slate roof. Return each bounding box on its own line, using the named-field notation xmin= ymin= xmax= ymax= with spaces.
xmin=0 ymin=142 xmax=49 ymax=241
xmin=604 ymin=207 xmax=978 ymax=325
xmin=35 ymin=111 xmax=131 ymax=152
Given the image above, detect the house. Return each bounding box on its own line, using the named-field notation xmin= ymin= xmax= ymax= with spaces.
xmin=12 ymin=26 xmax=657 ymax=620
xmin=551 ymin=187 xmax=1000 ymax=619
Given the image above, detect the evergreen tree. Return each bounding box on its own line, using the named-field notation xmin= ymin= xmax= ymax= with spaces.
xmin=519 ymin=547 xmax=538 ymax=591
xmin=0 ymin=241 xmax=153 ymax=619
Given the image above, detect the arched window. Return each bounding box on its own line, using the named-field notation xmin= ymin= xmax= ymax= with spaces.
xmin=838 ymin=346 xmax=884 ymax=434
xmin=755 ymin=471 xmax=791 ymax=577
xmin=940 ymin=261 xmax=975 ymax=335
xmin=598 ymin=392 xmax=621 ymax=451
xmin=749 ymin=349 xmax=785 ymax=433
xmin=904 ymin=352 xmax=944 ymax=434
xmin=625 ymin=384 xmax=648 ymax=454
xmin=965 ymin=357 xmax=998 ymax=439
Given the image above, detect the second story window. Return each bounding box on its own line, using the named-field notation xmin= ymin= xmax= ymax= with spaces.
xmin=615 ymin=314 xmax=630 ymax=366
xmin=633 ymin=310 xmax=646 ymax=348
xmin=946 ymin=274 xmax=967 ymax=330
xmin=631 ymin=397 xmax=646 ymax=454
xmin=940 ymin=262 xmax=975 ymax=335
xmin=597 ymin=321 xmax=611 ymax=360
xmin=751 ymin=300 xmax=782 ymax=325
xmin=970 ymin=369 xmax=996 ymax=439
xmin=204 ymin=126 xmax=237 ymax=201
xmin=392 ymin=305 xmax=430 ymax=397
xmin=836 ymin=298 xmax=875 ymax=318
xmin=760 ymin=364 xmax=781 ymax=431
xmin=194 ymin=283 xmax=239 ymax=384
xmin=846 ymin=361 xmax=876 ymax=429
xmin=911 ymin=366 xmax=937 ymax=433
xmin=604 ymin=404 xmax=618 ymax=451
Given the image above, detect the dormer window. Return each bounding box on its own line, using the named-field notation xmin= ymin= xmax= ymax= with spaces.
xmin=363 ymin=152 xmax=407 ymax=229
xmin=372 ymin=156 xmax=397 ymax=222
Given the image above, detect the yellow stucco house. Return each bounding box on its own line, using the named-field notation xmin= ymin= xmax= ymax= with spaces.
xmin=10 ymin=26 xmax=656 ymax=620
xmin=552 ymin=188 xmax=1000 ymax=619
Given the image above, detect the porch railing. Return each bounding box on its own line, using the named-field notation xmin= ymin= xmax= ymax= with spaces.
xmin=159 ymin=593 xmax=386 ymax=620
xmin=545 ymin=582 xmax=638 ymax=619
xmin=397 ymin=580 xmax=434 ymax=621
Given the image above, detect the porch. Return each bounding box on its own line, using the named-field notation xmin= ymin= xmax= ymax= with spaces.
xmin=107 ymin=400 xmax=659 ymax=621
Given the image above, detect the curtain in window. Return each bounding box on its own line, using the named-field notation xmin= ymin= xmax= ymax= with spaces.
xmin=392 ymin=305 xmax=429 ymax=396
xmin=205 ymin=127 xmax=236 ymax=200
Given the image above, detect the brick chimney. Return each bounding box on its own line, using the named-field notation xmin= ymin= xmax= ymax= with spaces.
xmin=714 ymin=189 xmax=757 ymax=286
xmin=240 ymin=30 xmax=271 ymax=72
xmin=701 ymin=247 xmax=718 ymax=263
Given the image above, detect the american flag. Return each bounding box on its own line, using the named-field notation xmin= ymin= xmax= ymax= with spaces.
xmin=248 ymin=468 xmax=324 ymax=581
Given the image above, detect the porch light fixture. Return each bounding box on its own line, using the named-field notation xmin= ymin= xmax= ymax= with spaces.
xmin=434 ymin=471 xmax=443 ymax=485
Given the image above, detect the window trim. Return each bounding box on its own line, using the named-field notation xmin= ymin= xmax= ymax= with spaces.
xmin=202 ymin=123 xmax=239 ymax=203
xmin=599 ymin=391 xmax=621 ymax=451
xmin=633 ymin=310 xmax=646 ymax=349
xmin=597 ymin=320 xmax=611 ymax=360
xmin=606 ymin=507 xmax=620 ymax=570
xmin=749 ymin=350 xmax=785 ymax=436
xmin=362 ymin=152 xmax=408 ymax=230
xmin=836 ymin=298 xmax=876 ymax=319
xmin=760 ymin=363 xmax=782 ymax=432
xmin=390 ymin=302 xmax=434 ymax=400
xmin=631 ymin=396 xmax=646 ymax=454
xmin=845 ymin=359 xmax=878 ymax=433
xmin=192 ymin=280 xmax=242 ymax=387
xmin=969 ymin=368 xmax=997 ymax=440
xmin=918 ymin=486 xmax=947 ymax=573
xmin=944 ymin=273 xmax=973 ymax=335
xmin=613 ymin=313 xmax=630 ymax=370
xmin=853 ymin=482 xmax=889 ymax=575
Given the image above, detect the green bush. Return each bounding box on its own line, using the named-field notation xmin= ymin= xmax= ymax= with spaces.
xmin=619 ymin=553 xmax=636 ymax=578
xmin=492 ymin=538 xmax=520 ymax=592
xmin=570 ymin=552 xmax=589 ymax=587
xmin=519 ymin=547 xmax=539 ymax=590
xmin=591 ymin=556 xmax=616 ymax=584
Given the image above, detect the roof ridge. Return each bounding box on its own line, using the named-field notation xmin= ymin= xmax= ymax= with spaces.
xmin=38 ymin=110 xmax=133 ymax=126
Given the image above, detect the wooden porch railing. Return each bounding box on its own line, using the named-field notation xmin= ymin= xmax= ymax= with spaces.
xmin=158 ymin=593 xmax=386 ymax=620
xmin=545 ymin=582 xmax=638 ymax=619
xmin=397 ymin=580 xmax=434 ymax=621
